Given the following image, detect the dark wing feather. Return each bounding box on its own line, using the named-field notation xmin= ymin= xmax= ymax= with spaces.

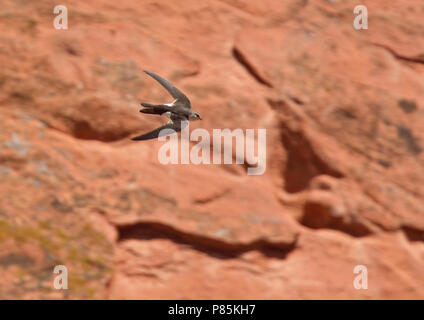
xmin=144 ymin=70 xmax=191 ymax=108
xmin=131 ymin=120 xmax=188 ymax=141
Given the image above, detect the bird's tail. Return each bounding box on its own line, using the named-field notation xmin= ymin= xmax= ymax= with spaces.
xmin=140 ymin=102 xmax=156 ymax=108
xmin=140 ymin=103 xmax=169 ymax=115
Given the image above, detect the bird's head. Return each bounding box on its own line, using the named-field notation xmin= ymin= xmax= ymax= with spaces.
xmin=190 ymin=112 xmax=202 ymax=120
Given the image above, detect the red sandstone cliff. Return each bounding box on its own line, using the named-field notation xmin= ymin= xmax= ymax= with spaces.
xmin=0 ymin=0 xmax=423 ymax=299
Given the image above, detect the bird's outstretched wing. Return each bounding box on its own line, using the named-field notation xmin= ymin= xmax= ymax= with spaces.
xmin=144 ymin=70 xmax=191 ymax=108
xmin=131 ymin=119 xmax=188 ymax=141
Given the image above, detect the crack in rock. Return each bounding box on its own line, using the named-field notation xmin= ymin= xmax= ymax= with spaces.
xmin=267 ymin=98 xmax=345 ymax=193
xmin=371 ymin=42 xmax=424 ymax=65
xmin=117 ymin=221 xmax=298 ymax=259
xmin=193 ymin=188 xmax=231 ymax=205
xmin=402 ymin=226 xmax=424 ymax=242
xmin=232 ymin=47 xmax=273 ymax=88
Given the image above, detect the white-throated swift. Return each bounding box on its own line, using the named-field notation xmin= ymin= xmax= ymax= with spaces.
xmin=131 ymin=70 xmax=201 ymax=141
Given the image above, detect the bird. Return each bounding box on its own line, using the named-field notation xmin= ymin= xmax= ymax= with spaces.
xmin=131 ymin=70 xmax=202 ymax=141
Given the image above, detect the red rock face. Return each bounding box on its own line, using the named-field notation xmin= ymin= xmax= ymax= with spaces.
xmin=0 ymin=0 xmax=423 ymax=299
